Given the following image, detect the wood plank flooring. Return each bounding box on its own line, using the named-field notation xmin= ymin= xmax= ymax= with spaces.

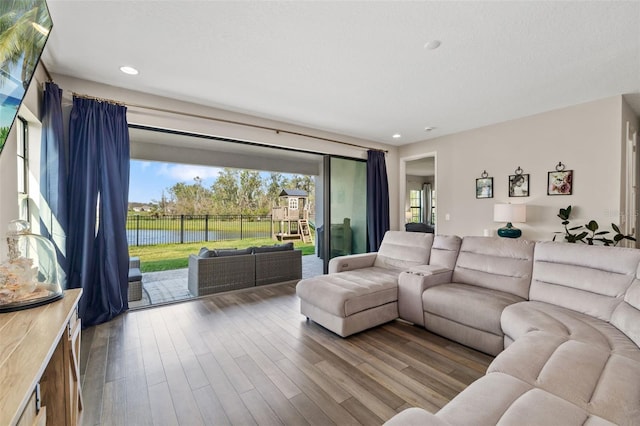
xmin=79 ymin=282 xmax=493 ymax=425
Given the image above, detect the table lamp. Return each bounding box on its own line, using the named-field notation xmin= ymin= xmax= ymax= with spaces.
xmin=494 ymin=204 xmax=526 ymax=238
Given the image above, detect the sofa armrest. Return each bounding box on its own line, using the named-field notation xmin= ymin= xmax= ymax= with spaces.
xmin=328 ymin=252 xmax=378 ymax=273
xmin=408 ymin=264 xmax=452 ymax=277
xmin=398 ymin=266 xmax=453 ymax=326
xmin=384 ymin=408 xmax=450 ymax=426
xmin=129 ymin=256 xmax=140 ymax=269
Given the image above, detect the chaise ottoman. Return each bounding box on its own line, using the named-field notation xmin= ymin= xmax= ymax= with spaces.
xmin=296 ymin=231 xmax=435 ymax=337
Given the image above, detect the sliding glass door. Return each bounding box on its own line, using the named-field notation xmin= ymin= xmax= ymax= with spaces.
xmin=320 ymin=156 xmax=367 ymax=272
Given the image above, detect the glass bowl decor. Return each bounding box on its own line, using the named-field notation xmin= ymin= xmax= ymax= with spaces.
xmin=0 ymin=220 xmax=63 ymax=312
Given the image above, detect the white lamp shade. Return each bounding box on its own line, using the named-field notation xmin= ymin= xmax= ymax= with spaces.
xmin=494 ymin=204 xmax=526 ymax=223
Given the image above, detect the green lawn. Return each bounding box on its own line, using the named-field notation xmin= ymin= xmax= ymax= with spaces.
xmin=129 ymin=237 xmax=316 ymax=272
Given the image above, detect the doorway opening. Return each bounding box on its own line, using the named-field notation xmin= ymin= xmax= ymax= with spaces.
xmin=399 ymin=153 xmax=436 ymax=233
xmin=127 ymin=126 xmax=369 ymax=308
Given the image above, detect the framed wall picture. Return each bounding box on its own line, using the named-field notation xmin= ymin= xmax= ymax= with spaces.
xmin=548 ymin=170 xmax=573 ymax=195
xmin=476 ymin=176 xmax=493 ymax=199
xmin=509 ymin=171 xmax=529 ymax=197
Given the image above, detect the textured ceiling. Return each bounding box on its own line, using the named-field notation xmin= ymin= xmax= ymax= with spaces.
xmin=43 ymin=1 xmax=640 ymax=146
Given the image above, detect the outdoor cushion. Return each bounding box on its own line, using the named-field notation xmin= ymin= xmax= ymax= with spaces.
xmin=252 ymin=242 xmax=294 ymax=253
xmin=198 ymin=247 xmax=240 ymax=257
xmin=128 ymin=267 xmax=142 ymax=282
xmin=212 ymin=248 xmax=252 ymax=257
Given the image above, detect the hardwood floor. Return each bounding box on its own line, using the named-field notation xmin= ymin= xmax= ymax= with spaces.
xmin=80 ymin=282 xmax=493 ymax=425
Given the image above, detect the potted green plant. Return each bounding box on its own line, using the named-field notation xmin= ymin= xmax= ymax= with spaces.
xmin=554 ymin=205 xmax=636 ymax=246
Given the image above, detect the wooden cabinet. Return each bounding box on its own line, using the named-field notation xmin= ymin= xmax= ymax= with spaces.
xmin=0 ymin=289 xmax=82 ymax=426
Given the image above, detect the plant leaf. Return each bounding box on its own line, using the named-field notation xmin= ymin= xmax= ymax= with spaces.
xmin=612 ymin=223 xmax=621 ymax=233
xmin=586 ymin=221 xmax=599 ymax=232
xmin=575 ymin=231 xmax=588 ymax=240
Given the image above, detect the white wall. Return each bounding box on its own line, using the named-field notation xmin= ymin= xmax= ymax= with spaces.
xmin=398 ymin=96 xmax=627 ymax=241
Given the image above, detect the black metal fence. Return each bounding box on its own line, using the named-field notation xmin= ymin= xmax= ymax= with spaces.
xmin=126 ymin=214 xmax=273 ymax=246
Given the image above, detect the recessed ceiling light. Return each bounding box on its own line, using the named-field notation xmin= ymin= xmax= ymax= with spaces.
xmin=424 ymin=40 xmax=441 ymax=50
xmin=392 ymin=133 xmax=402 ymax=139
xmin=120 ymin=66 xmax=139 ymax=75
xmin=424 ymin=127 xmax=436 ymax=132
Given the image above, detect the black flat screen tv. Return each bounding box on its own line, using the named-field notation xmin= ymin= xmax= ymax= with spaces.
xmin=0 ymin=0 xmax=53 ymax=156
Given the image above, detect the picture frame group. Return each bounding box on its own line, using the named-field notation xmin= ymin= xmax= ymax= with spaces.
xmin=475 ymin=164 xmax=573 ymax=199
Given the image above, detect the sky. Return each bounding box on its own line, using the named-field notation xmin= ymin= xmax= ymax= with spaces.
xmin=129 ymin=160 xmax=223 ymax=204
xmin=129 ymin=160 xmax=300 ymax=204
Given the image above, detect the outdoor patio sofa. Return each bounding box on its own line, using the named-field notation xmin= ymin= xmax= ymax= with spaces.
xmin=128 ymin=257 xmax=143 ymax=301
xmin=188 ymin=242 xmax=302 ymax=296
xmin=296 ymin=232 xmax=640 ymax=425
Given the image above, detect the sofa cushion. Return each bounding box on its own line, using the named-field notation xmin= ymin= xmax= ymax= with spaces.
xmin=296 ymin=266 xmax=399 ymax=318
xmin=612 ymin=279 xmax=640 ymax=347
xmin=198 ymin=247 xmax=242 ymax=257
xmin=429 ymin=235 xmax=462 ymax=270
xmin=423 ymin=283 xmax=524 ymax=335
xmin=252 ymin=242 xmax=294 ymax=253
xmin=452 ymin=237 xmax=535 ymax=299
xmin=128 ymin=267 xmax=142 ymax=282
xmin=212 ymin=247 xmax=252 ymax=257
xmin=373 ymin=231 xmax=434 ymax=270
xmin=530 ymin=241 xmax=640 ymax=321
xmin=501 ymin=301 xmax=640 ymax=361
xmin=488 ymin=331 xmax=640 ymax=425
xmin=435 ymin=372 xmax=616 ymax=426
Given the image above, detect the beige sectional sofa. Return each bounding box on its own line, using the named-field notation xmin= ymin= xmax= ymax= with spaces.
xmin=296 ymin=232 xmax=640 ymax=425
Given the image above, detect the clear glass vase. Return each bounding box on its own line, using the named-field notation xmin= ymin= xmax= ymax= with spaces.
xmin=0 ymin=220 xmax=63 ymax=312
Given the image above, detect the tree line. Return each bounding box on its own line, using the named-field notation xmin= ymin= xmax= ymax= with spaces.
xmin=141 ymin=168 xmax=315 ymax=216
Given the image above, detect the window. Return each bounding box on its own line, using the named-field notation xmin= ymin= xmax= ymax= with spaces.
xmin=289 ymin=197 xmax=298 ymax=210
xmin=409 ymin=189 xmax=421 ymax=223
xmin=17 ymin=117 xmax=28 ymax=194
xmin=17 ymin=117 xmax=29 ymax=222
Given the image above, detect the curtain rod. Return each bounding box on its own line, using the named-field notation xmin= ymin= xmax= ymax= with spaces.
xmin=69 ymin=91 xmax=388 ymax=153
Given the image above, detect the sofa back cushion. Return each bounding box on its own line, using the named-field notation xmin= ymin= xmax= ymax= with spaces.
xmin=212 ymin=247 xmax=252 ymax=257
xmin=611 ymin=277 xmax=640 ymax=347
xmin=252 ymin=242 xmax=294 ymax=253
xmin=429 ymin=235 xmax=462 ymax=269
xmin=530 ymin=242 xmax=640 ymax=322
xmin=373 ymin=231 xmax=434 ymax=270
xmin=452 ymin=236 xmax=535 ymax=299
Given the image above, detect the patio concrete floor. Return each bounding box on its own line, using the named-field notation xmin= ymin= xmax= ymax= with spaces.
xmin=129 ymin=254 xmax=324 ymax=309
